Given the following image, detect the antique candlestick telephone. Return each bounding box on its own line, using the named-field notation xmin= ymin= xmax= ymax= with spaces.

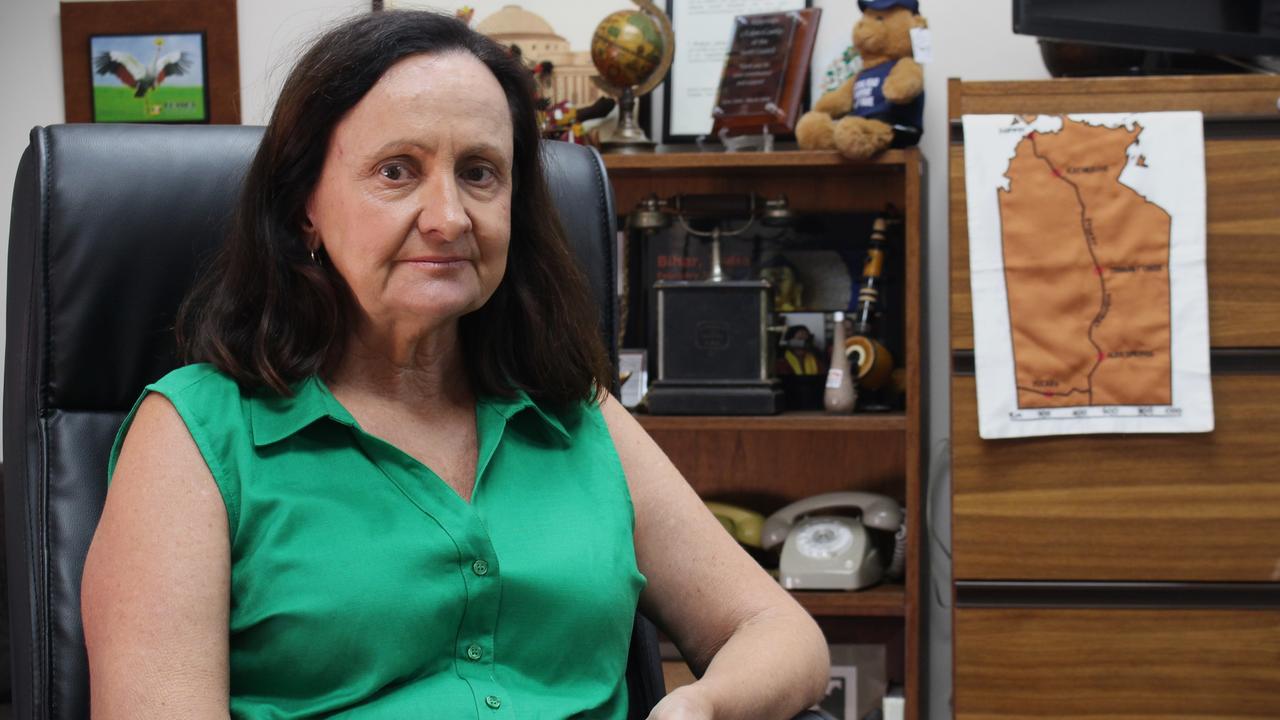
xmin=629 ymin=193 xmax=793 ymax=414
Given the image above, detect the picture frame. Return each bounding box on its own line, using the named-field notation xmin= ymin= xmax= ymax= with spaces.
xmin=89 ymin=32 xmax=209 ymax=123
xmin=776 ymin=311 xmax=828 ymax=410
xmin=60 ymin=0 xmax=240 ymax=124
xmin=811 ymin=643 xmax=887 ymax=720
xmin=814 ymin=663 xmax=859 ymax=719
xmin=662 ymin=0 xmax=809 ymax=145
xmin=778 ymin=312 xmax=828 ymax=352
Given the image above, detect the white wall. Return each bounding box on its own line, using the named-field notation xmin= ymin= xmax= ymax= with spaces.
xmin=237 ymin=1 xmax=368 ymax=124
xmin=914 ymin=5 xmax=1047 ymax=717
xmin=0 ymin=0 xmax=66 ymax=413
xmin=0 ymin=0 xmax=366 ymax=455
xmin=0 ymin=1 xmax=1047 ymax=714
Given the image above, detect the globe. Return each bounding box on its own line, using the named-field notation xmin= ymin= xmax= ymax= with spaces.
xmin=591 ymin=10 xmax=666 ymax=89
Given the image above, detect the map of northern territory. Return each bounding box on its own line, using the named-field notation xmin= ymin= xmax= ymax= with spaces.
xmin=998 ymin=117 xmax=1171 ymax=408
xmin=964 ymin=111 xmax=1211 ymax=437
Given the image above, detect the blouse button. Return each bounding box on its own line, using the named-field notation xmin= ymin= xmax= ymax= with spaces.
xmin=472 ymin=559 xmax=489 ymax=576
xmin=466 ymin=644 xmax=483 ymax=661
xmin=485 ymin=695 xmax=502 ymax=709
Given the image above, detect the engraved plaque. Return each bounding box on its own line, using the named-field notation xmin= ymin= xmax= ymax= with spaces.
xmin=711 ymin=8 xmax=821 ymax=136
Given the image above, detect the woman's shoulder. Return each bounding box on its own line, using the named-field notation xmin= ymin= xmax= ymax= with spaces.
xmin=142 ymin=363 xmax=254 ymax=435
xmin=148 ymin=362 xmax=242 ymax=397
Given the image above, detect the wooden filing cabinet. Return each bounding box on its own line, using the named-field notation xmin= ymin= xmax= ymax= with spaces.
xmin=948 ymin=76 xmax=1280 ymax=718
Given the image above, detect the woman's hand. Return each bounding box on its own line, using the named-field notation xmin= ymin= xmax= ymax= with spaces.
xmin=646 ymin=684 xmax=715 ymax=720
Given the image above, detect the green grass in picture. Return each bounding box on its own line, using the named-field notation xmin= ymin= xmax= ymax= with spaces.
xmin=93 ymin=85 xmax=206 ymax=122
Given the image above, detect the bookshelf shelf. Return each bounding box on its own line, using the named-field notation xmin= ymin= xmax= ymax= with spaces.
xmin=793 ymin=585 xmax=907 ymax=618
xmin=635 ymin=411 xmax=907 ymax=433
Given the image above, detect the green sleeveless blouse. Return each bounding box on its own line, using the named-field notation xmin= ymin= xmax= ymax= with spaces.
xmin=108 ymin=364 xmax=647 ymax=719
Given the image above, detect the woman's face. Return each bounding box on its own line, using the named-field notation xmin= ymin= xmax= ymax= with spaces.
xmin=305 ymin=51 xmax=514 ymax=339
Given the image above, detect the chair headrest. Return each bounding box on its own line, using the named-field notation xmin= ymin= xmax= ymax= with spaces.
xmin=9 ymin=125 xmax=614 ymax=413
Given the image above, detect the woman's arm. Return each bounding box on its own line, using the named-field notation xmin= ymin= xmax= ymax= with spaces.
xmin=81 ymin=394 xmax=231 ymax=719
xmin=600 ymin=396 xmax=829 ymax=719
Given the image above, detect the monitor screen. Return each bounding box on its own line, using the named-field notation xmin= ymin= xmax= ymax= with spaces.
xmin=1014 ymin=0 xmax=1280 ymax=57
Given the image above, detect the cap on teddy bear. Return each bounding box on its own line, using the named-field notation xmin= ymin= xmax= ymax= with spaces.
xmin=858 ymin=0 xmax=919 ymax=11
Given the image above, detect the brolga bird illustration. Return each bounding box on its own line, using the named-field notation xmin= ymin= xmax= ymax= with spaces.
xmin=93 ymin=37 xmax=192 ymax=116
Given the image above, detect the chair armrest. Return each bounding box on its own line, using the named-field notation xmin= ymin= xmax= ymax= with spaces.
xmin=792 ymin=710 xmax=838 ymax=720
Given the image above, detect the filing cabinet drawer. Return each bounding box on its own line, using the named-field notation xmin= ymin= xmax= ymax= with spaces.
xmin=955 ymin=607 xmax=1280 ymax=718
xmin=951 ymin=374 xmax=1280 ymax=582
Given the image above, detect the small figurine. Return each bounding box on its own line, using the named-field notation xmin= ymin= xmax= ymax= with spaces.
xmin=760 ymin=258 xmax=805 ymax=312
xmin=541 ymin=96 xmax=617 ymax=145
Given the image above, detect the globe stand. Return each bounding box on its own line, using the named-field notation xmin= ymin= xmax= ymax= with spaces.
xmin=602 ymin=87 xmax=655 ymax=154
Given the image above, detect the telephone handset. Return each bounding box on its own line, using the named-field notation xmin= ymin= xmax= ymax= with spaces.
xmin=762 ymin=491 xmax=905 ymax=591
xmin=705 ymin=501 xmax=765 ymax=549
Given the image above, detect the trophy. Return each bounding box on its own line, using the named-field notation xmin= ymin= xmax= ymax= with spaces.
xmin=630 ymin=194 xmax=794 ymax=414
xmin=590 ymin=0 xmax=674 ymax=152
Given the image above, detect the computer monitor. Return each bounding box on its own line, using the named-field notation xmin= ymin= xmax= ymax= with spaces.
xmin=1014 ymin=0 xmax=1280 ymax=58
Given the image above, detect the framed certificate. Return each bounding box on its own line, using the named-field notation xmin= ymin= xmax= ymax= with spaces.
xmin=662 ymin=0 xmax=809 ymax=144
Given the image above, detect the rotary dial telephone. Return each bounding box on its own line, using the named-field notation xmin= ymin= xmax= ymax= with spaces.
xmin=761 ymin=491 xmax=905 ymax=591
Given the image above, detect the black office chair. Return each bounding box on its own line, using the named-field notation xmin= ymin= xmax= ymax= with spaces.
xmin=3 ymin=125 xmax=665 ymax=719
xmin=4 ymin=125 xmax=835 ymax=720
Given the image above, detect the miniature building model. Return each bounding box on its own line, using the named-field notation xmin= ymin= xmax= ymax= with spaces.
xmin=475 ymin=5 xmax=603 ymax=109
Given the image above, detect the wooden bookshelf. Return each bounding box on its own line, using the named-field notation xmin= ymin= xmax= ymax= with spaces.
xmin=605 ymin=147 xmax=924 ymax=719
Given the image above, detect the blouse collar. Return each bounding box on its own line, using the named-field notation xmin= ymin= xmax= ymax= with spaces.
xmin=249 ymin=376 xmax=571 ymax=447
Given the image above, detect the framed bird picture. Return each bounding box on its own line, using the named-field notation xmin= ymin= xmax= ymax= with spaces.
xmin=90 ymin=33 xmax=209 ymax=123
xmin=60 ymin=0 xmax=240 ymax=124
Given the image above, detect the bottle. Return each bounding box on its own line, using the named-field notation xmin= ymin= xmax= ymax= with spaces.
xmin=824 ymin=311 xmax=857 ymax=414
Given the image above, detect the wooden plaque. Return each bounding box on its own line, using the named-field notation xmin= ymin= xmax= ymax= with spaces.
xmin=711 ymin=8 xmax=820 ymax=136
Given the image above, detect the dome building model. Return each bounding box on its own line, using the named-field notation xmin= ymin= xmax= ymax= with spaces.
xmin=475 ymin=5 xmax=603 ymax=108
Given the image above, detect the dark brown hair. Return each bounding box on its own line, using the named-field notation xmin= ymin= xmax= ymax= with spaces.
xmin=177 ymin=10 xmax=611 ymax=408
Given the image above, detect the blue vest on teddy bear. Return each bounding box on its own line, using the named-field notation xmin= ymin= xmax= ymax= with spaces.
xmin=850 ymin=59 xmax=924 ymax=147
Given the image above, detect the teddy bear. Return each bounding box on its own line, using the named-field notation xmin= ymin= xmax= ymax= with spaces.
xmin=795 ymin=0 xmax=926 ymax=160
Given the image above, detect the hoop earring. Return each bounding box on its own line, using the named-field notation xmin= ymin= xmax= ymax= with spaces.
xmin=310 ymin=248 xmax=322 ymax=266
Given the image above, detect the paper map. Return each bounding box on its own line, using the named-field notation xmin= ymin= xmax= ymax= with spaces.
xmin=963 ymin=112 xmax=1213 ymax=439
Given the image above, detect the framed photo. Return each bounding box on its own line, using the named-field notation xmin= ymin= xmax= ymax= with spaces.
xmin=811 ymin=644 xmax=887 ymax=719
xmin=814 ymin=663 xmax=858 ymax=719
xmin=776 ymin=311 xmax=828 ymax=409
xmin=90 ymin=33 xmax=209 ymax=123
xmin=778 ymin=312 xmax=828 ymax=352
xmin=60 ymin=0 xmax=240 ymax=124
xmin=662 ymin=0 xmax=809 ymax=144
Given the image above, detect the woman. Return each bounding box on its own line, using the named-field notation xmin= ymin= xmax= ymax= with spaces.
xmin=81 ymin=11 xmax=828 ymax=719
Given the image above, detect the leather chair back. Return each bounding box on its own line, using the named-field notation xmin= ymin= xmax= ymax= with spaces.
xmin=3 ymin=124 xmax=660 ymax=718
